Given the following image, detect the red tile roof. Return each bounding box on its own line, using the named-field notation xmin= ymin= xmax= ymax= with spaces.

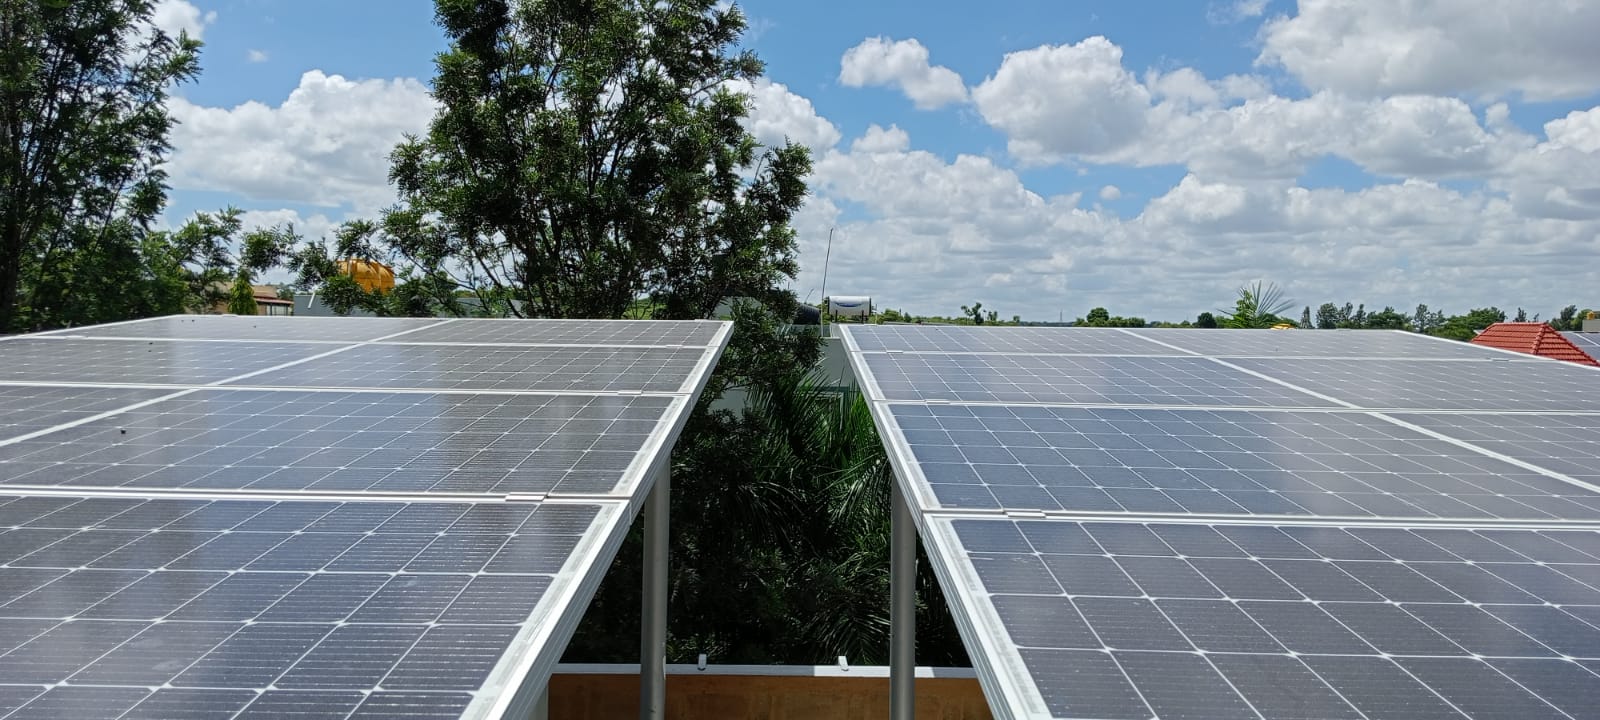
xmin=1471 ymin=322 xmax=1600 ymax=366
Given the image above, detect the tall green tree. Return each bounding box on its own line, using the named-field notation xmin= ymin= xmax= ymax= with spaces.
xmin=961 ymin=301 xmax=986 ymax=325
xmin=0 ymin=0 xmax=202 ymax=332
xmin=1316 ymin=303 xmax=1340 ymax=329
xmin=1195 ymin=311 xmax=1218 ymax=328
xmin=225 ymin=270 xmax=258 ymax=315
xmin=1299 ymin=306 xmax=1312 ymax=329
xmin=324 ymin=0 xmax=811 ymax=323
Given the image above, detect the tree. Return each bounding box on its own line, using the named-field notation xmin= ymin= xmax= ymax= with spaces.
xmin=1554 ymin=305 xmax=1580 ymax=330
xmin=1365 ymin=306 xmax=1408 ymax=330
xmin=1077 ymin=306 xmax=1146 ymax=327
xmin=1316 ymin=303 xmax=1340 ymax=330
xmin=1195 ymin=312 xmax=1218 ymax=329
xmin=0 ymin=0 xmax=202 ymax=332
xmin=312 ymin=0 xmax=812 ymax=323
xmin=1220 ymin=281 xmax=1294 ymax=328
xmin=1299 ymin=306 xmax=1312 ymax=329
xmin=962 ymin=302 xmax=985 ymax=325
xmin=1514 ymin=307 xmax=1528 ymax=322
xmin=1430 ymin=307 xmax=1508 ymax=341
xmin=226 ymin=271 xmax=258 ymax=315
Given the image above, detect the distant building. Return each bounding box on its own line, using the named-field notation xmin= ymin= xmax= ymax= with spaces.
xmin=1471 ymin=322 xmax=1599 ymax=367
xmin=206 ymin=283 xmax=293 ymax=316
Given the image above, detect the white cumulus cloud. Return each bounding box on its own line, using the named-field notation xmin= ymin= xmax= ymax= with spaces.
xmin=972 ymin=37 xmax=1152 ymax=162
xmin=1259 ymin=0 xmax=1600 ymax=100
xmin=152 ymin=0 xmax=215 ymax=39
xmin=839 ymin=37 xmax=968 ymax=110
xmin=167 ymin=70 xmax=436 ymax=213
xmin=729 ymin=78 xmax=841 ymax=153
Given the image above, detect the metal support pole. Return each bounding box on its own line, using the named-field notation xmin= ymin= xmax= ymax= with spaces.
xmin=639 ymin=466 xmax=670 ymax=720
xmin=531 ymin=686 xmax=548 ymax=720
xmin=890 ymin=482 xmax=916 ymax=720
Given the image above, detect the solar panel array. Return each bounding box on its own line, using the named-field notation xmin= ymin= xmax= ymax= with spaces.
xmin=842 ymin=325 xmax=1600 ymax=720
xmin=0 ymin=314 xmax=729 ymax=720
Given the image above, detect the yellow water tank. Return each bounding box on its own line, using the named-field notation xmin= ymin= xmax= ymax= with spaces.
xmin=336 ymin=259 xmax=395 ymax=293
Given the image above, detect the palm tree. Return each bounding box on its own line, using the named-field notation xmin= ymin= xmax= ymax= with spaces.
xmin=1220 ymin=281 xmax=1294 ymax=328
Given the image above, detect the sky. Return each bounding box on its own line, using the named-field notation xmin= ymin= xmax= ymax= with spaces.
xmin=154 ymin=0 xmax=1600 ymax=322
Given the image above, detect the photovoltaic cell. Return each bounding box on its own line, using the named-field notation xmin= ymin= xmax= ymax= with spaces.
xmin=0 ymin=385 xmax=171 ymax=440
xmin=1390 ymin=413 xmax=1600 ymax=486
xmin=862 ymin=353 xmax=1337 ymax=407
xmin=385 ymin=318 xmax=724 ymax=346
xmin=0 ymin=389 xmax=676 ymax=497
xmin=846 ymin=326 xmax=1172 ymax=355
xmin=239 ymin=344 xmax=706 ymax=393
xmin=0 ymin=495 xmax=614 ymax=719
xmin=50 ymin=315 xmax=440 ymax=342
xmin=0 ymin=338 xmax=334 ymax=385
xmin=938 ymin=515 xmax=1600 ymax=720
xmin=1125 ymin=327 xmax=1510 ymax=359
xmin=846 ymin=325 xmax=1600 ymax=720
xmin=888 ymin=404 xmax=1600 ymax=518
xmin=1229 ymin=357 xmax=1600 ymax=411
xmin=1562 ymin=332 xmax=1600 ymax=353
xmin=0 ymin=315 xmax=729 ymax=720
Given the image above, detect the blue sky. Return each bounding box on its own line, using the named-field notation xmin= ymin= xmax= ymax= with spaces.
xmin=161 ymin=0 xmax=1600 ymax=321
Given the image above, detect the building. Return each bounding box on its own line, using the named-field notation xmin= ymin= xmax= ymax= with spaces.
xmin=206 ymin=283 xmax=294 ymax=316
xmin=1470 ymin=321 xmax=1599 ymax=366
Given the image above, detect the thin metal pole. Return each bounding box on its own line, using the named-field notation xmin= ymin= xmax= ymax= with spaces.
xmin=890 ymin=482 xmax=916 ymax=720
xmin=639 ymin=466 xmax=670 ymax=720
xmin=820 ymin=226 xmax=835 ymax=308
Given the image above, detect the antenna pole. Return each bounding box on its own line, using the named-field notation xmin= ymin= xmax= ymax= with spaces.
xmin=819 ymin=227 xmax=834 ymax=315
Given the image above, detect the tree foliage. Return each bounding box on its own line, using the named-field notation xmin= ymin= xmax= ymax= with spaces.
xmin=961 ymin=301 xmax=985 ymax=325
xmin=1076 ymin=306 xmax=1146 ymax=327
xmin=226 ymin=270 xmax=257 ymax=315
xmin=566 ymin=317 xmax=965 ymax=665
xmin=0 ymin=0 xmax=202 ymax=332
xmin=302 ymin=0 xmax=810 ymax=323
xmin=1220 ymin=281 xmax=1294 ymax=328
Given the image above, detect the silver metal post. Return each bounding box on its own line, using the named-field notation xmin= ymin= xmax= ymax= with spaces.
xmin=531 ymin=685 xmax=548 ymax=720
xmin=890 ymin=482 xmax=916 ymax=720
xmin=639 ymin=466 xmax=670 ymax=720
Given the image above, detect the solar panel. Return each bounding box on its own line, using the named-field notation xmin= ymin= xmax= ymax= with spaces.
xmin=929 ymin=515 xmax=1600 ymax=720
xmin=842 ymin=324 xmax=1600 ymax=720
xmin=386 ymin=319 xmax=724 ymax=346
xmin=885 ymin=404 xmax=1600 ymax=519
xmin=1391 ymin=413 xmax=1600 ymax=487
xmin=238 ymin=344 xmax=708 ymax=393
xmin=43 ymin=315 xmax=442 ymax=342
xmin=846 ymin=326 xmax=1174 ymax=355
xmin=1564 ymin=331 xmax=1600 ymax=353
xmin=843 ymin=325 xmax=1507 ymax=359
xmin=0 ymin=314 xmax=731 ymax=719
xmin=1127 ymin=327 xmax=1512 ymax=359
xmin=860 ymin=353 xmax=1337 ymax=407
xmin=0 ymin=494 xmax=624 ymax=720
xmin=0 ymin=338 xmax=337 ymax=385
xmin=0 ymin=386 xmax=171 ymax=441
xmin=1229 ymin=357 xmax=1600 ymax=411
xmin=0 ymin=389 xmax=677 ymax=497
